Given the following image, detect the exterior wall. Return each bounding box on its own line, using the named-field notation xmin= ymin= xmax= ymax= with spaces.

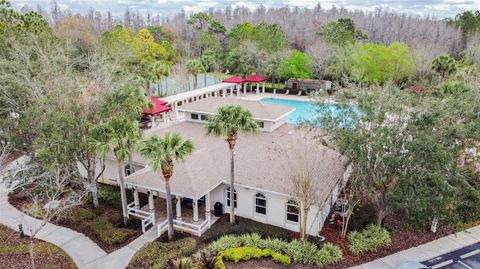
xmin=184 ymin=111 xmax=279 ymax=133
xmin=77 ymin=159 xmax=144 ymax=183
xmin=210 ymin=183 xmax=324 ymax=236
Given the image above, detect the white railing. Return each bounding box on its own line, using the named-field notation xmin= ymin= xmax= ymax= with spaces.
xmin=157 ymin=220 xmax=169 ymax=236
xmin=127 ymin=202 xmax=155 ymax=233
xmin=156 ymin=218 xmax=211 ymax=237
xmin=173 ymin=218 xmax=210 ymax=236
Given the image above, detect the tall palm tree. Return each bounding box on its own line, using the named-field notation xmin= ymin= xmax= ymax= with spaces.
xmin=205 ymin=105 xmax=259 ymax=224
xmin=186 ymin=59 xmax=205 ymax=90
xmin=150 ymin=61 xmax=172 ymax=97
xmin=139 ymin=133 xmax=194 ymax=241
xmin=106 ymin=118 xmax=143 ymax=226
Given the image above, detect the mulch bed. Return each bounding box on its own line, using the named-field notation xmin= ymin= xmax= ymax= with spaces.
xmin=0 ymin=224 xmax=77 ymax=269
xmin=8 ymin=188 xmax=145 ymax=253
xmin=319 ymin=214 xmax=454 ymax=269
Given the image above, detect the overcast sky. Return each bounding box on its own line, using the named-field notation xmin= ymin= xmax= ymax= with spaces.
xmin=10 ymin=0 xmax=480 ymax=18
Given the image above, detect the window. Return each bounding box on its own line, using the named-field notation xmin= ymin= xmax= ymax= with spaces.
xmin=255 ymin=193 xmax=267 ymax=215
xmin=191 ymin=113 xmax=199 ymax=120
xmin=226 ymin=186 xmax=237 ymax=208
xmin=286 ymin=199 xmax=299 ymax=223
xmin=200 ymin=114 xmax=208 ymax=121
xmin=256 ymin=121 xmax=264 ymax=128
xmin=125 ymin=164 xmax=133 ymax=176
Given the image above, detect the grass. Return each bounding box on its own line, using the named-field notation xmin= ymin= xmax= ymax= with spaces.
xmin=0 ymin=224 xmax=77 ymax=269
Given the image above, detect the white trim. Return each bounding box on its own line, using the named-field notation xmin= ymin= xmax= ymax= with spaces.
xmin=177 ymin=108 xmax=294 ymax=123
xmin=124 ymin=181 xmax=223 ymax=201
xmin=254 ymin=192 xmax=267 ymax=217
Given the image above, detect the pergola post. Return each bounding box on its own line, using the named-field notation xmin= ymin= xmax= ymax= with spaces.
xmin=193 ymin=199 xmax=199 ymax=223
xmin=243 ymin=83 xmax=246 ymax=94
xmin=230 ymin=88 xmax=234 ymax=96
xmin=223 ymin=88 xmax=226 ymax=98
xmin=133 ymin=187 xmax=140 ymax=209
xmin=262 ymin=82 xmax=265 ymax=93
xmin=256 ymin=83 xmax=259 ymax=94
xmin=176 ymin=196 xmax=182 ymax=221
xmin=205 ymin=193 xmax=211 ymax=228
xmin=175 ymin=104 xmax=179 ymax=123
xmin=236 ymin=85 xmax=240 ymax=96
xmin=148 ymin=191 xmax=155 ymax=214
xmin=250 ymin=83 xmax=253 ymax=92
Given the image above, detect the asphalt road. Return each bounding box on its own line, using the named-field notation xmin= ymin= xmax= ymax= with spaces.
xmin=423 ymin=242 xmax=480 ymax=269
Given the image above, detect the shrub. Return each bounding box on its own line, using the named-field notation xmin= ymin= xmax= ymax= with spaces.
xmin=194 ymin=249 xmax=222 ymax=269
xmin=284 ymin=240 xmax=319 ymax=265
xmin=209 ymin=235 xmax=242 ymax=254
xmin=348 ymin=224 xmax=392 ymax=255
xmin=208 ymin=233 xmax=342 ymax=267
xmin=219 ymin=247 xmax=291 ymax=267
xmin=315 ymin=243 xmax=343 ymax=266
xmin=59 ymin=207 xmax=96 ymax=223
xmin=129 ymin=238 xmax=196 ymax=269
xmin=202 ymin=217 xmax=291 ymax=243
xmin=98 ymin=185 xmax=123 ymax=208
xmin=88 ymin=218 xmax=136 ymax=246
xmin=436 ymin=82 xmax=470 ymax=96
xmin=165 ymin=257 xmax=194 ymax=269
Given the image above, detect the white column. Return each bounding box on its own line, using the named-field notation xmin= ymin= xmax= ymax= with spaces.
xmin=256 ymin=83 xmax=259 ymax=94
xmin=236 ymin=85 xmax=240 ymax=96
xmin=148 ymin=191 xmax=155 ymax=217
xmin=243 ymin=83 xmax=246 ymax=94
xmin=223 ymin=89 xmax=226 ymax=97
xmin=133 ymin=187 xmax=140 ymax=209
xmin=205 ymin=193 xmax=211 ymax=228
xmin=193 ymin=199 xmax=199 ymax=223
xmin=175 ymin=104 xmax=179 ymax=123
xmin=250 ymin=83 xmax=253 ymax=92
xmin=230 ymin=88 xmax=234 ymax=96
xmin=176 ymin=196 xmax=182 ymax=221
xmin=262 ymin=82 xmax=265 ymax=93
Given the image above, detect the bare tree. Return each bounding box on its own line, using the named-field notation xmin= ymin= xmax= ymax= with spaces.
xmin=2 ymin=158 xmax=87 ymax=269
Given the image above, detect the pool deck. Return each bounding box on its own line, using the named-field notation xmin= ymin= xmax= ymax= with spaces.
xmin=239 ymin=92 xmax=313 ymax=102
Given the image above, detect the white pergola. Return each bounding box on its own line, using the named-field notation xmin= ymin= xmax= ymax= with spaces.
xmin=162 ymin=82 xmax=245 ymax=121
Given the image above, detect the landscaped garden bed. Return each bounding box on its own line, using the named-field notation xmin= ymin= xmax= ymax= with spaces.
xmin=0 ymin=224 xmax=77 ymax=269
xmin=320 ymin=214 xmax=454 ymax=269
xmin=8 ymin=183 xmax=147 ymax=253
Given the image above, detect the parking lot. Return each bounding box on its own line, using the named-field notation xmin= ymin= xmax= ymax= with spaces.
xmin=423 ymin=242 xmax=480 ymax=269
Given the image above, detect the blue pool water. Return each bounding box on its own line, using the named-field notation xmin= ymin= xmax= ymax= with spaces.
xmin=260 ymin=98 xmax=357 ymax=125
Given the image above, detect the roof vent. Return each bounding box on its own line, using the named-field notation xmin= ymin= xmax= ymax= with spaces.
xmin=288 ymin=130 xmax=295 ymax=135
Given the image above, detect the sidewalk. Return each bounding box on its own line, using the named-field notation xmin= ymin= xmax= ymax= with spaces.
xmin=0 ymin=182 xmax=158 ymax=269
xmin=350 ymin=226 xmax=480 ymax=269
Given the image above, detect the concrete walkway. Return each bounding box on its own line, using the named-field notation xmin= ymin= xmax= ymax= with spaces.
xmin=0 ymin=182 xmax=159 ymax=269
xmin=350 ymin=226 xmax=480 ymax=269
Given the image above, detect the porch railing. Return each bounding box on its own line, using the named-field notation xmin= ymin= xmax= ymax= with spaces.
xmin=157 ymin=219 xmax=169 ymax=236
xmin=127 ymin=202 xmax=155 ymax=233
xmin=156 ymin=218 xmax=211 ymax=237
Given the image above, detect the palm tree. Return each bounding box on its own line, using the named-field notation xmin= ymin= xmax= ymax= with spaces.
xmin=432 ymin=55 xmax=457 ymax=80
xmin=150 ymin=61 xmax=172 ymax=97
xmin=139 ymin=133 xmax=194 ymax=241
xmin=205 ymin=105 xmax=259 ymax=224
xmin=186 ymin=59 xmax=205 ymax=90
xmin=106 ymin=118 xmax=143 ymax=226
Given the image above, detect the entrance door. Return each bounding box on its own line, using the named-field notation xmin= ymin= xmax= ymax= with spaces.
xmin=292 ymin=82 xmax=298 ymax=90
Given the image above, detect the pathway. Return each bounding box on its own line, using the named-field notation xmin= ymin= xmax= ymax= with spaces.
xmin=350 ymin=226 xmax=480 ymax=269
xmin=0 ymin=182 xmax=159 ymax=269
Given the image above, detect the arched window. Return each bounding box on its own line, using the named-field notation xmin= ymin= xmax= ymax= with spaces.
xmin=226 ymin=186 xmax=237 ymax=208
xmin=286 ymin=199 xmax=299 ymax=223
xmin=255 ymin=193 xmax=267 ymax=215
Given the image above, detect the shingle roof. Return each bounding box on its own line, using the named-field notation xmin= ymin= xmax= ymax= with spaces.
xmin=125 ymin=122 xmax=346 ymax=201
xmin=177 ymin=97 xmax=294 ymax=122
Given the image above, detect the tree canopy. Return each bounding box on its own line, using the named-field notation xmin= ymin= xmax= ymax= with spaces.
xmin=277 ymin=50 xmax=313 ymax=80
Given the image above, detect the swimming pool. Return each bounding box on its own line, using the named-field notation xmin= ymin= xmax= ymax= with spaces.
xmin=260 ymin=98 xmax=356 ymax=125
